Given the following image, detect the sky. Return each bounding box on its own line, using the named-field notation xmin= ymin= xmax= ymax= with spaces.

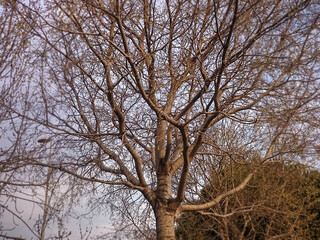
xmin=1 ymin=192 xmax=115 ymax=239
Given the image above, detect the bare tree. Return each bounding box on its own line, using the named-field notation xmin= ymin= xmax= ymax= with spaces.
xmin=0 ymin=2 xmax=78 ymax=239
xmin=2 ymin=0 xmax=320 ymax=239
xmin=0 ymin=2 xmax=39 ymax=239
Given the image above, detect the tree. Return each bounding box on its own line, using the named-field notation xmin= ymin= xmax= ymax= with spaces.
xmin=0 ymin=2 xmax=78 ymax=239
xmin=1 ymin=0 xmax=320 ymax=239
xmin=175 ymin=162 xmax=320 ymax=239
xmin=0 ymin=1 xmax=39 ymax=239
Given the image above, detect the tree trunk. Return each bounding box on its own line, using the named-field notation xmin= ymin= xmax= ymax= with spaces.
xmin=155 ymin=207 xmax=176 ymax=240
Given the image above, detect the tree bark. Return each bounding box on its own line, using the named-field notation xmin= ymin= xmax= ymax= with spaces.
xmin=155 ymin=206 xmax=176 ymax=240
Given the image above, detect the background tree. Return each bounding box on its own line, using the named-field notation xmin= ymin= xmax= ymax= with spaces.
xmin=0 ymin=1 xmax=39 ymax=238
xmin=0 ymin=2 xmax=81 ymax=239
xmin=1 ymin=0 xmax=319 ymax=239
xmin=175 ymin=162 xmax=320 ymax=240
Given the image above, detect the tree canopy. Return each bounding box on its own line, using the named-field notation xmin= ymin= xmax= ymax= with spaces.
xmin=0 ymin=0 xmax=319 ymax=239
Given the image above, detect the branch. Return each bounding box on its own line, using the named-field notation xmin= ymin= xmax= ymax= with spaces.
xmin=0 ymin=234 xmax=25 ymax=240
xmin=1 ymin=204 xmax=39 ymax=238
xmin=174 ymin=126 xmax=190 ymax=202
xmin=177 ymin=173 xmax=253 ymax=215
